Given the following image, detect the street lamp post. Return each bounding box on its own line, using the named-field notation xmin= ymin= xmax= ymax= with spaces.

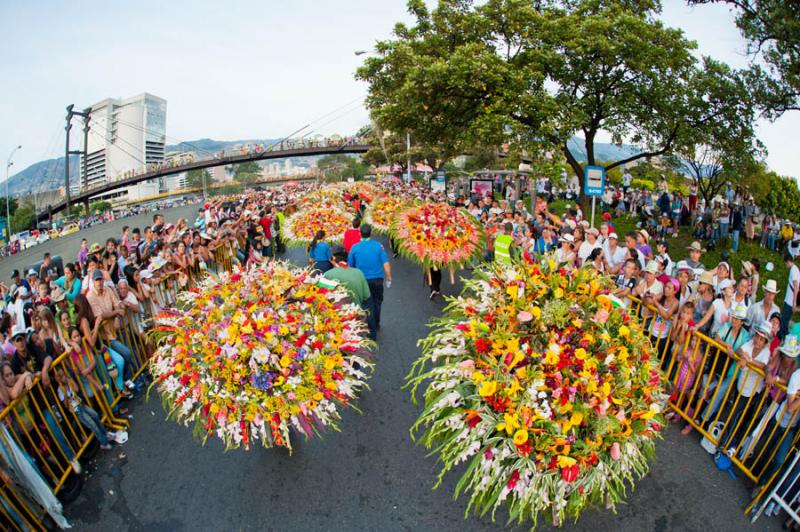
xmin=5 ymin=145 xmax=21 ymax=242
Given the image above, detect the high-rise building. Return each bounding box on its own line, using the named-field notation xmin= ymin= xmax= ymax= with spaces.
xmin=81 ymin=93 xmax=167 ymax=202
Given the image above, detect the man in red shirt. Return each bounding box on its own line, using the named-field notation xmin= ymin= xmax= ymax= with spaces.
xmin=343 ymin=217 xmax=362 ymax=253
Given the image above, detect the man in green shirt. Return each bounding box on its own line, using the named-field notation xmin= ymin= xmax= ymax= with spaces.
xmin=324 ymin=246 xmax=371 ymax=306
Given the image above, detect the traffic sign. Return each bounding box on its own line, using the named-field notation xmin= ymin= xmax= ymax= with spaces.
xmin=584 ymin=166 xmax=606 ymax=197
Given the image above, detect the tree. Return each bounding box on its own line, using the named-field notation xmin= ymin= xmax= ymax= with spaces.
xmin=317 ymin=154 xmax=368 ymax=182
xmin=689 ymin=0 xmax=800 ymax=117
xmin=360 ymin=125 xmax=444 ymax=174
xmin=186 ymin=169 xmax=212 ymax=189
xmin=89 ymin=201 xmax=113 ymax=214
xmin=10 ymin=201 xmax=36 ymax=232
xmin=672 ymin=58 xmax=763 ymax=203
xmin=233 ymin=161 xmax=262 ymax=184
xmin=357 ymin=0 xmax=711 ymax=210
xmin=0 ymin=197 xmax=18 ymax=220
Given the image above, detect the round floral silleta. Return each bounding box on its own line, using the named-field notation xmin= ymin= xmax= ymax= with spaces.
xmin=392 ymin=202 xmax=484 ymax=270
xmin=406 ymin=257 xmax=666 ymax=528
xmin=149 ymin=261 xmax=373 ymax=451
xmin=365 ymin=196 xmax=408 ymax=234
xmin=281 ymin=205 xmax=352 ymax=247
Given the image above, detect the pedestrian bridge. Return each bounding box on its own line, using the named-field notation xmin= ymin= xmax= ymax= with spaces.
xmin=41 ymin=140 xmax=370 ymax=218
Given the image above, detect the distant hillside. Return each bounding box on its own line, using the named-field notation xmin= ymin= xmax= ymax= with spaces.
xmin=7 ymin=137 xmax=648 ymax=197
xmin=6 ymin=156 xmax=80 ymax=197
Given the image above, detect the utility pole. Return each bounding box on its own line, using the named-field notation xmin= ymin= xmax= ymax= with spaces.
xmin=406 ymin=132 xmax=412 ymax=183
xmin=64 ymin=104 xmax=90 ymax=218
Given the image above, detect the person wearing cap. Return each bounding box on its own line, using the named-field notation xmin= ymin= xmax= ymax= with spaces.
xmin=718 ymin=322 xmax=774 ymax=454
xmin=713 ymin=261 xmax=734 ymax=296
xmin=324 ymin=246 xmax=370 ymax=307
xmin=636 ymin=229 xmax=653 ymax=261
xmin=86 ymin=269 xmax=137 ymax=391
xmin=675 ymin=261 xmax=695 ymax=306
xmin=494 ymin=222 xmax=515 ymax=266
xmin=577 ymin=227 xmax=601 ymax=267
xmin=635 ymin=260 xmax=663 ymax=318
xmin=685 ymin=241 xmax=707 ymax=279
xmin=26 ymin=270 xmax=38 ymax=296
xmin=751 ymin=335 xmax=800 ymax=491
xmin=9 ymin=270 xmax=30 ymax=300
xmin=691 ymin=271 xmax=717 ymax=335
xmin=555 ymin=232 xmax=576 ymax=267
xmin=10 ymin=327 xmax=53 ymax=388
xmin=746 ymin=279 xmax=780 ymax=329
xmin=782 ymin=253 xmax=800 ymax=338
xmin=348 ymin=224 xmax=392 ymax=339
xmin=602 ymin=232 xmax=626 ymax=275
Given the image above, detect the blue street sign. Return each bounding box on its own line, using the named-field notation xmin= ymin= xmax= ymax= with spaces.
xmin=584 ymin=166 xmax=606 ymax=197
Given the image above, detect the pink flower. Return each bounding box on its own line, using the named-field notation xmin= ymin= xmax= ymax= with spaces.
xmin=593 ymin=308 xmax=610 ymax=324
xmin=611 ymin=442 xmax=621 ymax=460
xmin=517 ymin=311 xmax=533 ymax=323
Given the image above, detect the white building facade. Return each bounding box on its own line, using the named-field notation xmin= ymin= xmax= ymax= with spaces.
xmin=81 ymin=93 xmax=167 ymax=203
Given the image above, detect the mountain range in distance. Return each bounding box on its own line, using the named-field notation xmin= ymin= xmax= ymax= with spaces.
xmin=5 ymin=137 xmax=647 ymax=197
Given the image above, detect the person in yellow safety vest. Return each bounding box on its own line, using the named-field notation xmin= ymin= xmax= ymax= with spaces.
xmin=494 ymin=222 xmax=515 ymax=265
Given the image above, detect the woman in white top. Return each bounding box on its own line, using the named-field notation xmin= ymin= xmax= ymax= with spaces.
xmin=695 ymin=278 xmax=735 ymax=337
xmin=718 ymin=323 xmax=773 ymax=454
xmin=649 ymin=277 xmax=680 ymax=363
xmin=555 ymin=234 xmax=576 ymax=267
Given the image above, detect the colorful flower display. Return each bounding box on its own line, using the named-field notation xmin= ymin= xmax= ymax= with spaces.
xmin=281 ymin=205 xmax=352 ymax=247
xmin=364 ymin=196 xmax=409 ymax=234
xmin=149 ymin=262 xmax=373 ymax=451
xmin=393 ymin=202 xmax=484 ymax=269
xmin=406 ymin=258 xmax=666 ymax=527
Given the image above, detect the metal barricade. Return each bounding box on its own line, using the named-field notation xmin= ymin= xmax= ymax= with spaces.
xmin=628 ymin=295 xmax=800 ymax=486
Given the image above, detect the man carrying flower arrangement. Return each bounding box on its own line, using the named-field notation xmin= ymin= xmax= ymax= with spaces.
xmin=348 ymin=224 xmax=392 ymax=340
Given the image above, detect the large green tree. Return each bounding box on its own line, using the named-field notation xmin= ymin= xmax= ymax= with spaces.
xmin=672 ymin=57 xmax=763 ymax=203
xmin=357 ymin=0 xmax=706 ymax=209
xmin=689 ymin=0 xmax=800 ymax=117
xmin=233 ymin=161 xmax=262 ymax=184
xmin=186 ymin=169 xmax=212 ymax=189
xmin=317 ymin=154 xmax=368 ymax=181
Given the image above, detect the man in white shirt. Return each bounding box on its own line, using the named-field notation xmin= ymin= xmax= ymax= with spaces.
xmin=622 ymin=170 xmax=632 ymax=192
xmin=782 ymin=253 xmax=800 ymax=337
xmin=602 ymin=232 xmax=627 ymax=275
xmin=746 ymin=279 xmax=781 ymax=331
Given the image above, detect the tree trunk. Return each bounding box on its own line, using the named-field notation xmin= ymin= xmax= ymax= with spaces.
xmin=562 ymin=144 xmax=591 ymax=213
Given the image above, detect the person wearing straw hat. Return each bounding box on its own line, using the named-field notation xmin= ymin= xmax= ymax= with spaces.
xmin=747 ymin=279 xmax=781 ymax=332
xmin=685 ymin=241 xmax=707 ymax=279
xmin=675 ymin=261 xmax=696 ymax=307
xmin=689 ymin=304 xmax=752 ymax=434
xmin=718 ymin=322 xmax=774 ymax=455
xmin=636 ymin=229 xmax=653 ymax=262
xmin=751 ymin=335 xmax=800 ymax=493
xmin=782 ymin=253 xmax=800 ymax=339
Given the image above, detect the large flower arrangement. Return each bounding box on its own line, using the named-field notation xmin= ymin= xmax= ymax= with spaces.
xmin=149 ymin=262 xmax=373 ymax=451
xmin=364 ymin=196 xmax=408 ymax=234
xmin=281 ymin=206 xmax=352 ymax=247
xmin=406 ymin=258 xmax=665 ymax=528
xmin=393 ymin=202 xmax=484 ymax=270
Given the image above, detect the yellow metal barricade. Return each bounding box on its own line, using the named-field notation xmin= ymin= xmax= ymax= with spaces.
xmin=628 ymin=295 xmax=800 ymax=485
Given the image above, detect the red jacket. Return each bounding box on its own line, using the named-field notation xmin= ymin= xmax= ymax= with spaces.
xmin=343 ymin=229 xmax=361 ymax=253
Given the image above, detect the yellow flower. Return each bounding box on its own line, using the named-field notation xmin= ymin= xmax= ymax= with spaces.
xmin=478 ymin=381 xmax=497 ymax=397
xmin=619 ymin=325 xmax=630 ymax=338
xmin=571 ymin=411 xmax=584 ymax=426
xmin=574 ymin=348 xmax=587 ymax=360
xmin=557 ymin=455 xmax=577 ymax=467
xmin=531 ymin=306 xmax=541 ymax=320
xmin=513 ymin=429 xmax=529 ymax=445
xmin=472 ymin=371 xmax=485 ymax=383
xmin=554 ymin=287 xmax=564 ymax=299
xmin=280 ymin=355 xmax=292 ymax=368
xmin=497 ymin=413 xmax=521 ymax=435
xmin=506 ymin=285 xmax=519 ymax=299
xmin=506 ymin=378 xmax=522 ymax=398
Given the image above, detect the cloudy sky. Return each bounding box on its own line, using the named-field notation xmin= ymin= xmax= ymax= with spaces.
xmin=0 ymin=0 xmax=796 ymax=178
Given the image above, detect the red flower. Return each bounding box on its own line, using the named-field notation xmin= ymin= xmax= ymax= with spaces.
xmin=507 ymin=470 xmax=520 ymax=489
xmin=475 ymin=338 xmax=490 ymax=354
xmin=331 ymin=372 xmax=343 ymax=381
xmin=515 ymin=441 xmax=533 ymax=457
xmin=466 ymin=411 xmax=482 ymax=428
xmin=561 ymin=464 xmax=580 ymax=483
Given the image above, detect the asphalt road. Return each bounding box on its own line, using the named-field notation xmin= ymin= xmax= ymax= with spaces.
xmin=14 ymin=219 xmax=782 ymax=531
xmin=0 ymin=203 xmax=202 ymax=282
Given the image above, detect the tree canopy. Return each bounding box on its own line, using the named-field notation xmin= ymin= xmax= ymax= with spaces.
xmin=186 ymin=169 xmax=212 ymax=189
xmin=233 ymin=161 xmax=263 ymax=184
xmin=357 ymin=0 xmax=762 ymax=208
xmin=689 ymin=0 xmax=800 ymax=117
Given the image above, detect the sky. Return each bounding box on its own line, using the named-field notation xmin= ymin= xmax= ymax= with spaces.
xmin=0 ymin=0 xmax=796 ymax=179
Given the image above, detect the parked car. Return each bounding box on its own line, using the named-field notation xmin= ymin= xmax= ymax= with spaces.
xmin=49 ymin=229 xmax=60 ymax=240
xmin=60 ymin=223 xmax=80 ymax=237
